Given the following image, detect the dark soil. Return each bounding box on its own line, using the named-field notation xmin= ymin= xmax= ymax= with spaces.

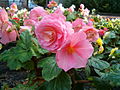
xmin=0 ymin=62 xmax=28 ymax=88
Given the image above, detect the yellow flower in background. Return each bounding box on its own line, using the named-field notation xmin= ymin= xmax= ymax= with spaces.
xmin=94 ymin=45 xmax=104 ymax=55
xmin=98 ymin=45 xmax=104 ymax=54
xmin=109 ymin=48 xmax=118 ymax=56
xmin=96 ymin=38 xmax=103 ymax=46
xmin=94 ymin=38 xmax=104 ymax=55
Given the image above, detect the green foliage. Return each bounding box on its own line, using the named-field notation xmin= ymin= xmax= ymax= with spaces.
xmin=38 ymin=56 xmax=62 ymax=81
xmin=0 ymin=31 xmax=33 ymax=70
xmin=33 ymin=0 xmax=46 ymax=7
xmin=66 ymin=12 xmax=77 ymax=21
xmin=12 ymin=84 xmax=36 ymax=90
xmin=46 ymin=72 xmax=72 ymax=90
xmin=0 ymin=31 xmax=48 ymax=70
xmin=88 ymin=57 xmax=110 ymax=70
xmin=62 ymin=0 xmax=120 ymax=13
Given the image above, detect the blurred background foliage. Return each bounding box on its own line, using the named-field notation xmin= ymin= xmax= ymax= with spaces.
xmin=33 ymin=0 xmax=120 ymax=13
xmin=62 ymin=0 xmax=120 ymax=13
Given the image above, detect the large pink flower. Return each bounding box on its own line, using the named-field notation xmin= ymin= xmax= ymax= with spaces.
xmin=35 ymin=11 xmax=74 ymax=52
xmin=81 ymin=26 xmax=99 ymax=42
xmin=56 ymin=31 xmax=94 ymax=71
xmin=29 ymin=6 xmax=48 ymax=22
xmin=72 ymin=18 xmax=86 ymax=32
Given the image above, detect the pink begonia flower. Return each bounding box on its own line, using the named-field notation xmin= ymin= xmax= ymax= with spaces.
xmin=83 ymin=8 xmax=90 ymax=16
xmin=0 ymin=30 xmax=17 ymax=45
xmin=47 ymin=0 xmax=58 ymax=8
xmin=98 ymin=29 xmax=105 ymax=36
xmin=10 ymin=3 xmax=18 ymax=12
xmin=81 ymin=26 xmax=99 ymax=42
xmin=87 ymin=20 xmax=93 ymax=26
xmin=29 ymin=6 xmax=48 ymax=22
xmin=24 ymin=19 xmax=36 ymax=26
xmin=0 ymin=9 xmax=8 ymax=22
xmin=35 ymin=10 xmax=74 ymax=52
xmin=1 ymin=21 xmax=12 ymax=32
xmin=80 ymin=4 xmax=85 ymax=10
xmin=19 ymin=26 xmax=32 ymax=33
xmin=56 ymin=31 xmax=94 ymax=71
xmin=0 ymin=21 xmax=17 ymax=44
xmin=72 ymin=18 xmax=86 ymax=32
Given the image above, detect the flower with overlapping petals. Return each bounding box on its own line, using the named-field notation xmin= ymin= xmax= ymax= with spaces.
xmin=56 ymin=31 xmax=94 ymax=71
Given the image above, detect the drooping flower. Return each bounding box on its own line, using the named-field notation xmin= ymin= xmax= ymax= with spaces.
xmin=35 ymin=10 xmax=74 ymax=52
xmin=56 ymin=31 xmax=94 ymax=71
xmin=81 ymin=26 xmax=99 ymax=42
xmin=0 ymin=9 xmax=8 ymax=23
xmin=29 ymin=6 xmax=48 ymax=22
xmin=72 ymin=18 xmax=86 ymax=32
xmin=0 ymin=30 xmax=17 ymax=45
xmin=0 ymin=19 xmax=17 ymax=45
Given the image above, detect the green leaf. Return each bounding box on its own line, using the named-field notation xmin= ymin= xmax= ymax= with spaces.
xmin=66 ymin=13 xmax=76 ymax=21
xmin=38 ymin=56 xmax=62 ymax=81
xmin=17 ymin=30 xmax=32 ymax=49
xmin=88 ymin=57 xmax=110 ymax=70
xmin=101 ymin=71 xmax=120 ymax=86
xmin=46 ymin=72 xmax=72 ymax=90
xmin=31 ymin=37 xmax=49 ymax=57
xmin=93 ymin=77 xmax=112 ymax=90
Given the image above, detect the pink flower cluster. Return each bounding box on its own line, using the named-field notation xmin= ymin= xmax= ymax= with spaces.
xmin=0 ymin=3 xmax=98 ymax=72
xmin=35 ymin=8 xmax=94 ymax=71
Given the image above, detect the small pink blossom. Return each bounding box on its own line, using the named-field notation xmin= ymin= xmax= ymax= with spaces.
xmin=87 ymin=20 xmax=93 ymax=26
xmin=47 ymin=0 xmax=58 ymax=8
xmin=24 ymin=19 xmax=36 ymax=26
xmin=10 ymin=3 xmax=18 ymax=12
xmin=19 ymin=26 xmax=32 ymax=33
xmin=80 ymin=4 xmax=85 ymax=10
xmin=29 ymin=6 xmax=48 ymax=22
xmin=83 ymin=8 xmax=90 ymax=16
xmin=98 ymin=29 xmax=105 ymax=36
xmin=35 ymin=11 xmax=74 ymax=52
xmin=103 ymin=27 xmax=108 ymax=31
xmin=81 ymin=26 xmax=99 ymax=42
xmin=56 ymin=31 xmax=94 ymax=71
xmin=72 ymin=18 xmax=86 ymax=32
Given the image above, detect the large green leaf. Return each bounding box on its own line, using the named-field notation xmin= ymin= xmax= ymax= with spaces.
xmin=46 ymin=72 xmax=72 ymax=90
xmin=17 ymin=30 xmax=32 ymax=49
xmin=38 ymin=56 xmax=62 ymax=81
xmin=101 ymin=71 xmax=120 ymax=86
xmin=88 ymin=57 xmax=110 ymax=70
